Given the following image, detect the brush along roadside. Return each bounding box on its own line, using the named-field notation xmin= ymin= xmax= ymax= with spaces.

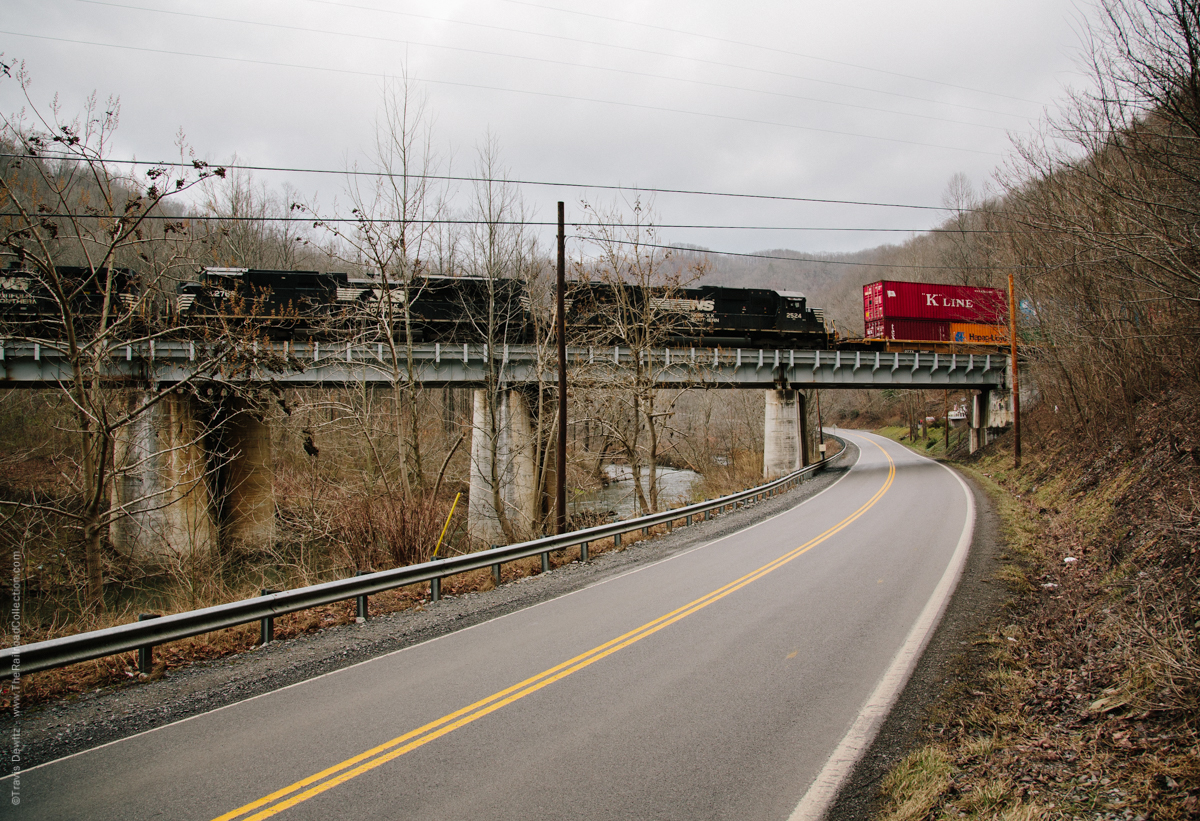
xmin=872 ymin=395 xmax=1200 ymax=821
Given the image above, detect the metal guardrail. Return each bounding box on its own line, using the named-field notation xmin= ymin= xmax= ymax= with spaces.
xmin=2 ymin=448 xmax=843 ymax=679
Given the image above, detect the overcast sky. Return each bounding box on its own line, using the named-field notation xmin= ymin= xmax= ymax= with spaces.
xmin=2 ymin=0 xmax=1099 ymax=257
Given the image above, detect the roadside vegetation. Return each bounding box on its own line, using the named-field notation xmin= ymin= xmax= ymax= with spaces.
xmin=827 ymin=1 xmax=1200 ymax=816
xmin=871 ymin=391 xmax=1199 ymax=820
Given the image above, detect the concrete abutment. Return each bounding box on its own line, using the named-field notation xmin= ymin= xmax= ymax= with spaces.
xmin=110 ymin=392 xmax=217 ymax=565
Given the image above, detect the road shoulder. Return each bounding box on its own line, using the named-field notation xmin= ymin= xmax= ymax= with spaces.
xmin=824 ymin=463 xmax=1007 ymax=820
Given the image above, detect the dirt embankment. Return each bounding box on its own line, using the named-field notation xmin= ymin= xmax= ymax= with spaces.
xmin=853 ymin=392 xmax=1200 ymax=821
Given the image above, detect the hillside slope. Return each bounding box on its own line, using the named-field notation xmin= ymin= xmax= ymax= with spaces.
xmin=876 ymin=393 xmax=1200 ymax=820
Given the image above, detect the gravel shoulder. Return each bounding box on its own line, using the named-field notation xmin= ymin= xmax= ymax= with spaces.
xmin=5 ymin=441 xmax=858 ymax=771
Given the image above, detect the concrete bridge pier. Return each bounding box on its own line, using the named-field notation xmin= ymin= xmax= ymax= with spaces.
xmin=111 ymin=391 xmax=278 ymax=563
xmin=467 ymin=388 xmax=540 ymax=547
xmin=110 ymin=391 xmax=218 ymax=566
xmin=763 ymin=388 xmax=813 ymax=480
xmin=218 ymin=398 xmax=277 ymax=549
xmin=969 ymin=388 xmax=992 ymax=454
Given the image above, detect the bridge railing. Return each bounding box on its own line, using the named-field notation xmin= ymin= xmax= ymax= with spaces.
xmin=1 ymin=447 xmax=843 ymax=679
xmin=1 ymin=339 xmax=1008 ymax=387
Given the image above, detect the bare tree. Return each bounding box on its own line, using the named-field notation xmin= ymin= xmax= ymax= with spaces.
xmin=0 ymin=64 xmax=230 ymax=608
xmin=575 ymin=197 xmax=703 ymax=515
xmin=199 ymin=162 xmax=312 ymax=271
xmin=462 ymin=137 xmax=553 ymax=544
xmin=310 ymin=76 xmax=446 ymax=496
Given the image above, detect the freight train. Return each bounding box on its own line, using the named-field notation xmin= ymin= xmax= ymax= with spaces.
xmin=1 ymin=266 xmax=1012 ymax=354
xmin=0 ymin=265 xmax=140 ymax=336
xmin=173 ymin=267 xmax=832 ymax=347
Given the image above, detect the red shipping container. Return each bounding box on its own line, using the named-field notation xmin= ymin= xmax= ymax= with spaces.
xmin=865 ymin=318 xmax=949 ymax=342
xmin=863 ymin=280 xmax=1007 ymax=324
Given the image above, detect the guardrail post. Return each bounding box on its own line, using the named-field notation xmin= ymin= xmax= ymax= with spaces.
xmin=431 ymin=577 xmax=441 ymax=602
xmin=137 ymin=613 xmax=161 ymax=673
xmin=541 ymin=551 xmax=550 ymax=573
xmin=491 ymin=546 xmax=501 ymax=585
xmin=580 ymin=541 xmax=589 ymax=562
xmin=355 ymin=571 xmax=369 ymax=622
xmin=614 ymin=533 xmax=621 ymax=548
xmin=260 ymin=589 xmax=278 ymax=644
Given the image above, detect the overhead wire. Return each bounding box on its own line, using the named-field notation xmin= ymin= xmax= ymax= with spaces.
xmin=296 ymin=0 xmax=1037 ymax=118
xmin=68 ymin=0 xmax=1022 ymax=134
xmin=0 ymin=152 xmax=983 ymax=213
xmin=5 ymin=0 xmax=1015 ymax=274
xmin=493 ymin=0 xmax=1046 ymax=106
xmin=0 ymin=29 xmax=1004 ymax=157
xmin=0 ymin=208 xmax=1016 ymax=270
xmin=573 ymin=237 xmax=1024 ymax=270
xmin=0 ymin=211 xmax=1002 ymax=232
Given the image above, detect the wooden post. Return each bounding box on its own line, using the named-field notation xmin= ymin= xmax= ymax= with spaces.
xmin=1008 ymin=273 xmax=1021 ymax=468
xmin=943 ymin=389 xmax=950 ymax=455
xmin=556 ymin=202 xmax=568 ymax=534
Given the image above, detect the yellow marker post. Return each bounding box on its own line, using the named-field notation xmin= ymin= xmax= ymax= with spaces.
xmin=433 ymin=493 xmax=461 ymax=558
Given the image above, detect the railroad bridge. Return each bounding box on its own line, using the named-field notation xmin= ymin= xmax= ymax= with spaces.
xmin=0 ymin=339 xmax=1010 ymax=556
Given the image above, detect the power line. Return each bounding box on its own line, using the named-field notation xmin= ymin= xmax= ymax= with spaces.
xmin=494 ymin=0 xmax=1046 ymax=106
xmin=297 ymin=0 xmax=1038 ymax=119
xmin=575 ymin=236 xmax=1024 ymax=271
xmin=0 ymin=153 xmax=976 ymax=212
xmin=0 ymin=211 xmax=1006 ymax=233
xmin=71 ymin=0 xmax=1026 ymax=133
xmin=0 ymin=29 xmax=1003 ymax=157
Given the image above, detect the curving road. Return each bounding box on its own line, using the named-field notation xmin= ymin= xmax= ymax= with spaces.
xmin=10 ymin=431 xmax=973 ymax=821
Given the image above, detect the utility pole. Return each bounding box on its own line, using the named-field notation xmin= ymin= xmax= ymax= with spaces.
xmin=1007 ymin=273 xmax=1021 ymax=468
xmin=943 ymin=389 xmax=950 ymax=455
xmin=815 ymin=389 xmax=825 ymax=460
xmin=556 ymin=202 xmax=568 ymax=534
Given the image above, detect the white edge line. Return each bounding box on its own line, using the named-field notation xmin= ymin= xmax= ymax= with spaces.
xmin=787 ymin=432 xmax=976 ymax=821
xmin=10 ymin=441 xmax=862 ymax=778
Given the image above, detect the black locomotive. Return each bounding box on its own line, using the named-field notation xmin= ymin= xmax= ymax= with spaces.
xmin=563 ymin=281 xmax=827 ymax=348
xmin=0 ymin=264 xmax=141 ymax=337
xmin=174 ymin=267 xmax=830 ymax=347
xmin=1 ymin=265 xmax=830 ymax=347
xmin=176 ymin=268 xmax=532 ymax=342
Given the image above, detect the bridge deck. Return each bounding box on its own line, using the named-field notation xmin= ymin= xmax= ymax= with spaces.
xmin=0 ymin=340 xmax=1008 ymax=389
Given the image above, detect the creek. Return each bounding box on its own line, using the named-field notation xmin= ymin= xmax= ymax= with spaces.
xmin=571 ymin=464 xmax=700 ymax=520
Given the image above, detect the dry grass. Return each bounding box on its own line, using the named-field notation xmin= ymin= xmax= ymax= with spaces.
xmin=872 ymin=391 xmax=1200 ymax=820
xmin=877 ymin=747 xmax=953 ymax=821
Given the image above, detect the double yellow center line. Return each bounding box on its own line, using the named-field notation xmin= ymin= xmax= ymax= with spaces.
xmin=216 ymin=437 xmax=895 ymax=821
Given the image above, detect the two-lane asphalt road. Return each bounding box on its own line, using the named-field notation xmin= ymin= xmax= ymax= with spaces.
xmin=10 ymin=432 xmax=973 ymax=821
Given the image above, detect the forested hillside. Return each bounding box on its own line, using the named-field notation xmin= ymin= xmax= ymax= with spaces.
xmin=863 ymin=2 xmax=1199 ymax=817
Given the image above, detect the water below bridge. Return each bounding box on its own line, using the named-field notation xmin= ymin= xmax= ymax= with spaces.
xmin=571 ymin=464 xmax=701 ymax=521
